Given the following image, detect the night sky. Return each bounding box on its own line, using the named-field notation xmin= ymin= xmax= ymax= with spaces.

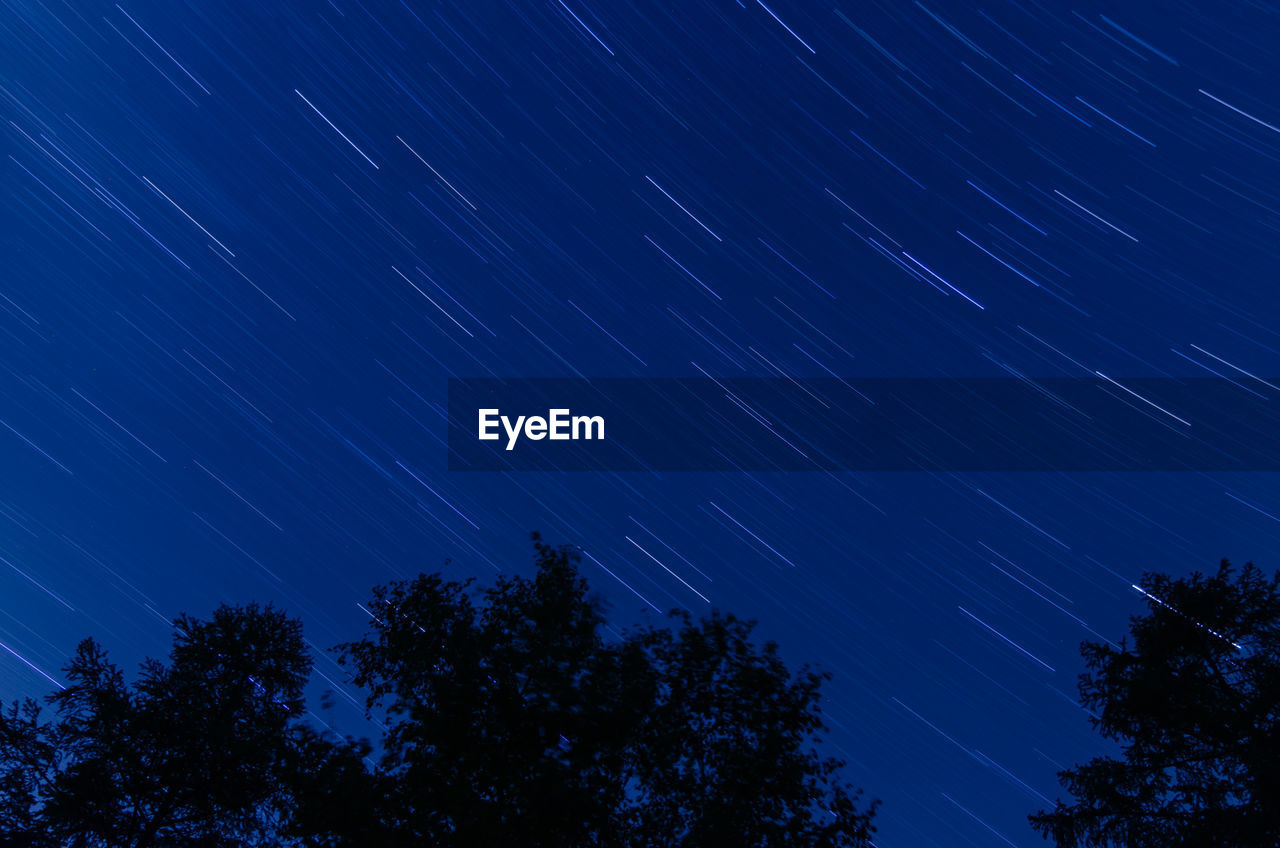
xmin=4 ymin=0 xmax=1280 ymax=844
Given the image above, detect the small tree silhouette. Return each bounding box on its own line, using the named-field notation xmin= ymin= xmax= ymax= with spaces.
xmin=1031 ymin=560 xmax=1280 ymax=847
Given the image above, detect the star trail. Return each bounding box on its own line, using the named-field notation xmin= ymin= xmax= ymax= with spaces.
xmin=4 ymin=0 xmax=1280 ymax=844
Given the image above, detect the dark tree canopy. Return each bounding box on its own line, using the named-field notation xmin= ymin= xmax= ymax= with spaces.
xmin=337 ymin=534 xmax=877 ymax=847
xmin=0 ymin=536 xmax=874 ymax=847
xmin=1031 ymin=559 xmax=1280 ymax=848
xmin=0 ymin=603 xmax=315 ymax=847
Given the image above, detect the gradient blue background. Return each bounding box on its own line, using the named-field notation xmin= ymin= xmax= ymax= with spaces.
xmin=4 ymin=1 xmax=1280 ymax=844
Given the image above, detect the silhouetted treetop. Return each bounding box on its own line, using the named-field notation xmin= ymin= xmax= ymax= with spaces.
xmin=0 ymin=603 xmax=313 ymax=847
xmin=1030 ymin=559 xmax=1280 ymax=848
xmin=1 ymin=536 xmax=875 ymax=847
xmin=337 ymin=534 xmax=877 ymax=847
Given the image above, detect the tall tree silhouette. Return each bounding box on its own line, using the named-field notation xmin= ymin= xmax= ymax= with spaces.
xmin=1030 ymin=560 xmax=1280 ymax=847
xmin=337 ymin=534 xmax=877 ymax=847
xmin=0 ymin=603 xmax=314 ymax=847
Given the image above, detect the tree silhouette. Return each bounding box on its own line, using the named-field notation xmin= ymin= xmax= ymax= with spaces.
xmin=1030 ymin=559 xmax=1280 ymax=847
xmin=336 ymin=534 xmax=877 ymax=846
xmin=0 ymin=536 xmax=875 ymax=846
xmin=0 ymin=603 xmax=314 ymax=847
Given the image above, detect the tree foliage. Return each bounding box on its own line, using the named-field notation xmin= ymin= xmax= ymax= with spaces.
xmin=337 ymin=534 xmax=876 ymax=846
xmin=1030 ymin=559 xmax=1280 ymax=847
xmin=0 ymin=604 xmax=313 ymax=847
xmin=0 ymin=536 xmax=874 ymax=847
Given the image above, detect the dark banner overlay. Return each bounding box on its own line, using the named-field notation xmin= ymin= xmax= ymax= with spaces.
xmin=446 ymin=378 xmax=1280 ymax=472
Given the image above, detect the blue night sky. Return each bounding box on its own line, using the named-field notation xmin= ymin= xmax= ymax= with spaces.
xmin=4 ymin=1 xmax=1280 ymax=844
